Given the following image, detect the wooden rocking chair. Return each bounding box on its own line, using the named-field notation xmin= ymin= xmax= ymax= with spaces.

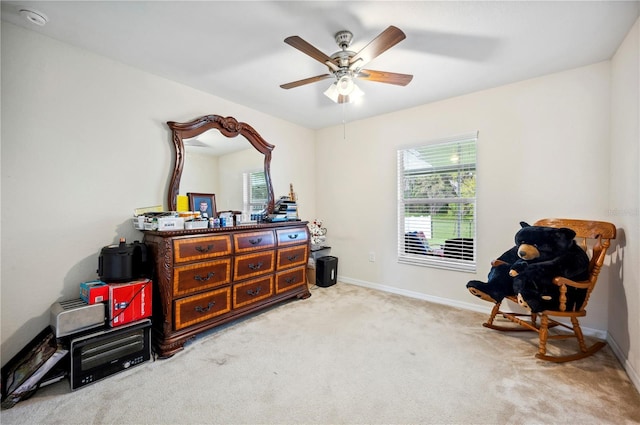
xmin=482 ymin=218 xmax=616 ymax=362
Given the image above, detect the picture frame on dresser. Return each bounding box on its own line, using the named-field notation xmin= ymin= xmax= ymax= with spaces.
xmin=188 ymin=193 xmax=217 ymax=218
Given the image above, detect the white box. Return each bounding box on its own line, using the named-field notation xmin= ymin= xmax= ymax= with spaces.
xmin=185 ymin=220 xmax=209 ymax=230
xmin=132 ymin=216 xmax=145 ymax=230
xmin=157 ymin=217 xmax=184 ymax=231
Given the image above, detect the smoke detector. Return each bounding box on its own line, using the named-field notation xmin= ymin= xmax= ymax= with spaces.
xmin=19 ymin=8 xmax=48 ymax=26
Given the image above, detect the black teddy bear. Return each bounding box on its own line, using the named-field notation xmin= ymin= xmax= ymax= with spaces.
xmin=467 ymin=222 xmax=590 ymax=312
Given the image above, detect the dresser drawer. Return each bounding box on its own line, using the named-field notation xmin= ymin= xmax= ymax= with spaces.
xmin=275 ymin=266 xmax=307 ymax=294
xmin=233 ymin=230 xmax=275 ymax=254
xmin=277 ymin=245 xmax=308 ymax=270
xmin=174 ymin=287 xmax=231 ymax=330
xmin=233 ymin=276 xmax=273 ymax=309
xmin=173 ymin=258 xmax=232 ymax=297
xmin=174 ymin=235 xmax=232 ymax=263
xmin=276 ymin=227 xmax=308 ymax=247
xmin=234 ymin=251 xmax=275 ymax=281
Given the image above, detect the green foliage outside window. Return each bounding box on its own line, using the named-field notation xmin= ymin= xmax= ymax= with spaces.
xmin=400 ymin=138 xmax=476 ymax=250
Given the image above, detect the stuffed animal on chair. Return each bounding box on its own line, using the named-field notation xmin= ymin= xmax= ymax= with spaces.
xmin=508 ymin=222 xmax=590 ymax=312
xmin=466 ymin=222 xmax=528 ymax=303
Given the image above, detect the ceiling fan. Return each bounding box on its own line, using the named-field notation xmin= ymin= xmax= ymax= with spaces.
xmin=280 ymin=26 xmax=413 ymax=104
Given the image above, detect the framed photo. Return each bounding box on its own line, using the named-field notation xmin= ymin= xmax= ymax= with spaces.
xmin=187 ymin=193 xmax=217 ymax=218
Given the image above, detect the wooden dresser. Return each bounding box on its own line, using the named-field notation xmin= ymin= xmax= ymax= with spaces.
xmin=143 ymin=222 xmax=310 ymax=357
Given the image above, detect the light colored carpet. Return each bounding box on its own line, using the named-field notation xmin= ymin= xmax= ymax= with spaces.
xmin=2 ymin=282 xmax=639 ymax=425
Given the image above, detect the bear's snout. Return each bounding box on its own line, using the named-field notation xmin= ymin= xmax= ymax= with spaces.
xmin=517 ymin=244 xmax=539 ymax=260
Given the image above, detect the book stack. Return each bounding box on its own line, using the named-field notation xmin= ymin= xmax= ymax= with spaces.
xmin=272 ymin=196 xmax=298 ymax=221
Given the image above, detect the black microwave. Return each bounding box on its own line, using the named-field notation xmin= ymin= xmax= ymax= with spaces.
xmin=70 ymin=319 xmax=151 ymax=390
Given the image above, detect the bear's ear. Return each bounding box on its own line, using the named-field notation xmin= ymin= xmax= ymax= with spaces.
xmin=558 ymin=227 xmax=576 ymax=241
xmin=559 ymin=227 xmax=577 ymax=240
xmin=553 ymin=227 xmax=577 ymax=250
xmin=520 ymin=221 xmax=531 ymax=228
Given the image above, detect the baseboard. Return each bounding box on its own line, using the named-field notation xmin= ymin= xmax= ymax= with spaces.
xmin=607 ymin=333 xmax=640 ymax=393
xmin=339 ymin=275 xmax=639 ymax=394
xmin=339 ymin=276 xmax=493 ymax=314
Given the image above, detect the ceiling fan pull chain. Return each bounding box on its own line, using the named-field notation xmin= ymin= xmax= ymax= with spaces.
xmin=342 ymin=103 xmax=347 ymax=139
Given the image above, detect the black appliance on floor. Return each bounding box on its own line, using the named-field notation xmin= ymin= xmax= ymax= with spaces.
xmin=316 ymin=256 xmax=338 ymax=287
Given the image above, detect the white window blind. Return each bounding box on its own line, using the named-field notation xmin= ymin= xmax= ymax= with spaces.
xmin=243 ymin=170 xmax=268 ymax=214
xmin=397 ymin=132 xmax=477 ymax=272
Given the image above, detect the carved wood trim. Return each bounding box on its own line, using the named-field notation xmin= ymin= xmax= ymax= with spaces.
xmin=166 ymin=115 xmax=275 ymax=214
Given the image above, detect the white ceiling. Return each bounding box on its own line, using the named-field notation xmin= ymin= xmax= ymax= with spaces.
xmin=2 ymin=1 xmax=638 ymax=129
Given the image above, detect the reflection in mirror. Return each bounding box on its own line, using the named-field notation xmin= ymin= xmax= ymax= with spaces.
xmin=167 ymin=115 xmax=274 ymax=216
xmin=182 ymin=131 xmax=264 ymax=214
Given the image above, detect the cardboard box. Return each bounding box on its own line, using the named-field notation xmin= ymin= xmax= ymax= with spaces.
xmin=108 ymin=279 xmax=152 ymax=327
xmin=80 ymin=280 xmax=109 ymax=304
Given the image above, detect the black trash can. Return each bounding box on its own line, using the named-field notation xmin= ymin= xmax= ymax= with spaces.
xmin=316 ymin=256 xmax=338 ymax=287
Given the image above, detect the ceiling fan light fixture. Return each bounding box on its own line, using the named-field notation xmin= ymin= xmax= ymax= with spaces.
xmin=323 ymin=82 xmax=339 ymax=103
xmin=324 ymin=80 xmax=364 ymax=104
xmin=349 ymin=84 xmax=365 ymax=101
xmin=336 ymin=75 xmax=355 ymax=95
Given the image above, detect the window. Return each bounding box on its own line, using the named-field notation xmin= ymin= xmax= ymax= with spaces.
xmin=243 ymin=170 xmax=267 ymax=215
xmin=397 ymin=132 xmax=477 ymax=272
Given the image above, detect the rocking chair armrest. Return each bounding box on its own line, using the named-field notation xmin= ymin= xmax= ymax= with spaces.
xmin=551 ymin=277 xmax=591 ymax=312
xmin=552 ymin=276 xmax=590 ymax=289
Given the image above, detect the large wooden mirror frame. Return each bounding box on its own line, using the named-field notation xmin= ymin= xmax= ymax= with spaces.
xmin=167 ymin=115 xmax=275 ymax=214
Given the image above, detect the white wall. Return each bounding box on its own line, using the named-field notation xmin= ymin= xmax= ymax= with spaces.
xmin=0 ymin=23 xmax=316 ymax=361
xmin=609 ymin=17 xmax=640 ymax=388
xmin=316 ymin=62 xmax=612 ymax=326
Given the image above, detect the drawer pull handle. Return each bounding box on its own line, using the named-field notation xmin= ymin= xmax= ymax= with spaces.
xmin=287 ymin=234 xmax=299 ymax=239
xmin=194 ymin=272 xmax=215 ymax=282
xmin=249 ymin=238 xmax=263 ymax=245
xmin=287 ymin=254 xmax=299 ymax=262
xmin=248 ymin=262 xmax=264 ymax=270
xmin=285 ymin=277 xmax=297 ymax=284
xmin=195 ymin=244 xmax=214 ymax=253
xmin=195 ymin=301 xmax=215 ymax=313
xmin=247 ymin=286 xmax=262 ymax=296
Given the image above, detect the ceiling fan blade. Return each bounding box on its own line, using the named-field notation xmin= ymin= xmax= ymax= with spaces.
xmin=280 ymin=74 xmax=333 ymax=90
xmin=356 ymin=69 xmax=413 ymax=86
xmin=284 ymin=36 xmax=334 ymax=65
xmin=349 ymin=26 xmax=406 ymax=67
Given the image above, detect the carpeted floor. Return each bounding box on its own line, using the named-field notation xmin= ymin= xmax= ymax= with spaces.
xmin=2 ymin=282 xmax=639 ymax=424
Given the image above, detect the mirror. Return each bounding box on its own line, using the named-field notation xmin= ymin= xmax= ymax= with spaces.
xmin=167 ymin=115 xmax=275 ymax=216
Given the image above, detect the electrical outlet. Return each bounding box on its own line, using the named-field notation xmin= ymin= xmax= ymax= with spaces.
xmin=368 ymin=251 xmax=376 ymax=262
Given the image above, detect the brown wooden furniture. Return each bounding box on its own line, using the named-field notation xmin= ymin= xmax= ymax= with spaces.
xmin=149 ymin=113 xmax=311 ymax=357
xmin=482 ymin=218 xmax=616 ymax=362
xmin=144 ymin=222 xmax=310 ymax=357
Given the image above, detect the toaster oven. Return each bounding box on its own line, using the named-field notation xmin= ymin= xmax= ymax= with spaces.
xmin=70 ymin=319 xmax=151 ymax=390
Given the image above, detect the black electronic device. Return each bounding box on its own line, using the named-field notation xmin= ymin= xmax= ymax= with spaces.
xmin=98 ymin=238 xmax=150 ymax=282
xmin=70 ymin=319 xmax=151 ymax=390
xmin=316 ymin=256 xmax=338 ymax=287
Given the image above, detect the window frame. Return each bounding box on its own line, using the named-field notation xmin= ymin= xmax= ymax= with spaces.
xmin=397 ymin=132 xmax=478 ymax=272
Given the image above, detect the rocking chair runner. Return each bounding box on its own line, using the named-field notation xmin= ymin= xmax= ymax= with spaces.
xmin=482 ymin=218 xmax=616 ymax=362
